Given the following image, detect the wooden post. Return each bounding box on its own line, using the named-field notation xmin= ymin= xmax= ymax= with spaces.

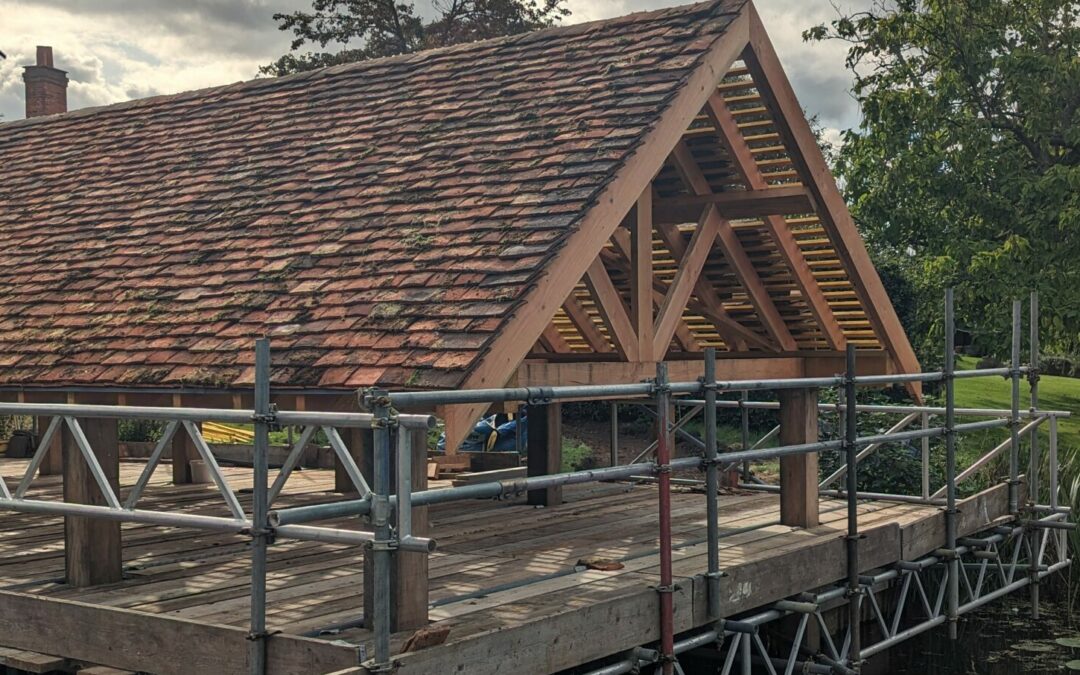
xmin=778 ymin=388 xmax=819 ymax=528
xmin=337 ymin=426 xmax=372 ymax=494
xmin=171 ymin=394 xmax=196 ymax=485
xmin=63 ymin=394 xmax=122 ymax=587
xmin=36 ymin=414 xmax=63 ymax=475
xmin=23 ymin=392 xmax=63 ymax=475
xmin=306 ymin=394 xmax=377 ymax=494
xmin=631 ymin=190 xmax=655 ymax=362
xmin=364 ymin=426 xmax=428 ymax=631
xmin=527 ymin=402 xmax=562 ymax=506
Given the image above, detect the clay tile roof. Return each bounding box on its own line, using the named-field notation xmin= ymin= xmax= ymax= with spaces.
xmin=0 ymin=0 xmax=748 ymax=391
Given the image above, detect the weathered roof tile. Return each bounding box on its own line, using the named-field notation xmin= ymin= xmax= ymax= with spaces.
xmin=0 ymin=0 xmax=745 ymax=390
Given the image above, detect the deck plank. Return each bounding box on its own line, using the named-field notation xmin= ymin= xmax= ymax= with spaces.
xmin=0 ymin=458 xmax=1015 ymax=675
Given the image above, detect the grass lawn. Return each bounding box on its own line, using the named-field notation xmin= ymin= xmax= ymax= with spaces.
xmin=955 ymin=355 xmax=1080 ymax=451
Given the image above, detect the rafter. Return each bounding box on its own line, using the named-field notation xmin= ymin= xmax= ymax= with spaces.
xmin=612 ymin=227 xmax=774 ymax=352
xmin=438 ymin=8 xmax=755 ymax=451
xmin=670 ymin=141 xmax=797 ymax=351
xmin=562 ymin=293 xmax=614 ymax=353
xmin=540 ymin=324 xmax=573 ymax=353
xmin=653 ymin=214 xmax=720 ymax=357
xmin=600 ymin=237 xmax=701 ymax=352
xmin=706 ymin=92 xmax=846 ymax=350
xmin=584 ymin=259 xmax=639 ymax=361
xmin=743 ymin=5 xmax=921 ymax=389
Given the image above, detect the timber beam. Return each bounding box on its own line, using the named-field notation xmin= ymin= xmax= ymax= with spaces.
xmin=670 ymin=142 xmax=798 ymax=352
xmin=515 ymin=350 xmax=893 ymax=389
xmin=653 ymin=184 xmax=814 ymax=224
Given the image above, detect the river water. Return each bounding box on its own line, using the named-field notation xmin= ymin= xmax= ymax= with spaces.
xmin=884 ymin=596 xmax=1080 ymax=674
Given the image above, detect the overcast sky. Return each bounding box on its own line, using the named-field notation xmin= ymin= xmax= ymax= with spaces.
xmin=0 ymin=0 xmax=870 ymax=143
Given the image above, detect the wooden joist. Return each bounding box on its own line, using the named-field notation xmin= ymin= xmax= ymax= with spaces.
xmin=0 ymin=590 xmax=360 ymax=675
xmin=742 ymin=5 xmax=922 ymax=390
xmin=654 ymin=185 xmax=814 ymax=224
xmin=0 ymin=646 xmax=68 ymax=673
xmin=706 ymin=92 xmax=847 ymax=350
xmin=670 ymin=142 xmax=797 ymax=351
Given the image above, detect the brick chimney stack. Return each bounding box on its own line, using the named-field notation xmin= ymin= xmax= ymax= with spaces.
xmin=23 ymin=46 xmax=68 ymax=118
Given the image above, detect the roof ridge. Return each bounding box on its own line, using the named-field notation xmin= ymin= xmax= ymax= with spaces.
xmin=0 ymin=0 xmax=732 ymax=133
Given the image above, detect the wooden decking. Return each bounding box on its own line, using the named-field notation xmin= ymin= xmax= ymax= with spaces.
xmin=0 ymin=458 xmax=1014 ymax=675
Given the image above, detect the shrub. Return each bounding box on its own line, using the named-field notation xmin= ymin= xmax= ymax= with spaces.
xmin=118 ymin=419 xmax=165 ymax=443
xmin=820 ymin=443 xmax=943 ymax=495
xmin=1042 ymin=355 xmax=1078 ymax=378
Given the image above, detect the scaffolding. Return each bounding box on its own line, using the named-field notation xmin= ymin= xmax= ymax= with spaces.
xmin=0 ymin=290 xmax=1070 ymax=674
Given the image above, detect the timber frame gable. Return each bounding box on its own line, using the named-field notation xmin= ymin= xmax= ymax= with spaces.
xmin=441 ymin=3 xmax=919 ymax=450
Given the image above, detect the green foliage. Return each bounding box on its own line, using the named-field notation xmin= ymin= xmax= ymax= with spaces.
xmin=806 ymin=0 xmax=1080 ymax=363
xmin=262 ymin=0 xmax=570 ymax=76
xmin=118 ymin=419 xmax=165 ymax=443
xmin=821 ymin=443 xmax=944 ymax=495
xmin=0 ymin=416 xmax=28 ymax=442
xmin=818 ymin=386 xmax=942 ymax=493
xmin=561 ymin=437 xmax=594 ymax=472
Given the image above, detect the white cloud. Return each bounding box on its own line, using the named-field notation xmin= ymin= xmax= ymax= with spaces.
xmin=0 ymin=0 xmax=872 ymax=131
xmin=0 ymin=0 xmax=292 ymax=120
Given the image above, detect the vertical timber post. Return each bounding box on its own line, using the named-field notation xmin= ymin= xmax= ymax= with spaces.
xmin=844 ymin=344 xmax=861 ymax=672
xmin=703 ymin=348 xmax=722 ymax=624
xmin=1009 ymin=300 xmax=1022 ymax=515
xmin=778 ymin=388 xmax=819 ymax=528
xmin=393 ymin=427 xmax=429 ymax=629
xmin=334 ymin=394 xmax=370 ymax=494
xmin=527 ymin=402 xmax=562 ymax=506
xmin=249 ymin=339 xmax=271 ymax=675
xmin=33 ymin=393 xmax=63 ymax=475
xmin=171 ymin=393 xmax=196 ymax=485
xmin=363 ymin=395 xmax=430 ymax=637
xmin=944 ymin=289 xmax=960 ymax=640
xmin=63 ymin=393 xmax=122 ymax=587
xmin=39 ymin=420 xmax=62 ymax=475
xmin=654 ymin=363 xmax=675 ymax=675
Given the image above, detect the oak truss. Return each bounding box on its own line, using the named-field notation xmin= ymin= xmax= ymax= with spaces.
xmin=524 ymin=3 xmax=923 ymax=384
xmin=445 ymin=3 xmax=920 ymax=451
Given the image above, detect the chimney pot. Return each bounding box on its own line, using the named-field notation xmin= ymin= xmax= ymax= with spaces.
xmin=23 ymin=45 xmax=68 ymax=118
xmin=36 ymin=46 xmax=54 ymax=68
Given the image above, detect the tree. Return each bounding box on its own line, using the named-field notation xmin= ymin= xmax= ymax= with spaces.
xmin=806 ymin=0 xmax=1080 ymax=362
xmin=262 ymin=0 xmax=569 ymax=76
